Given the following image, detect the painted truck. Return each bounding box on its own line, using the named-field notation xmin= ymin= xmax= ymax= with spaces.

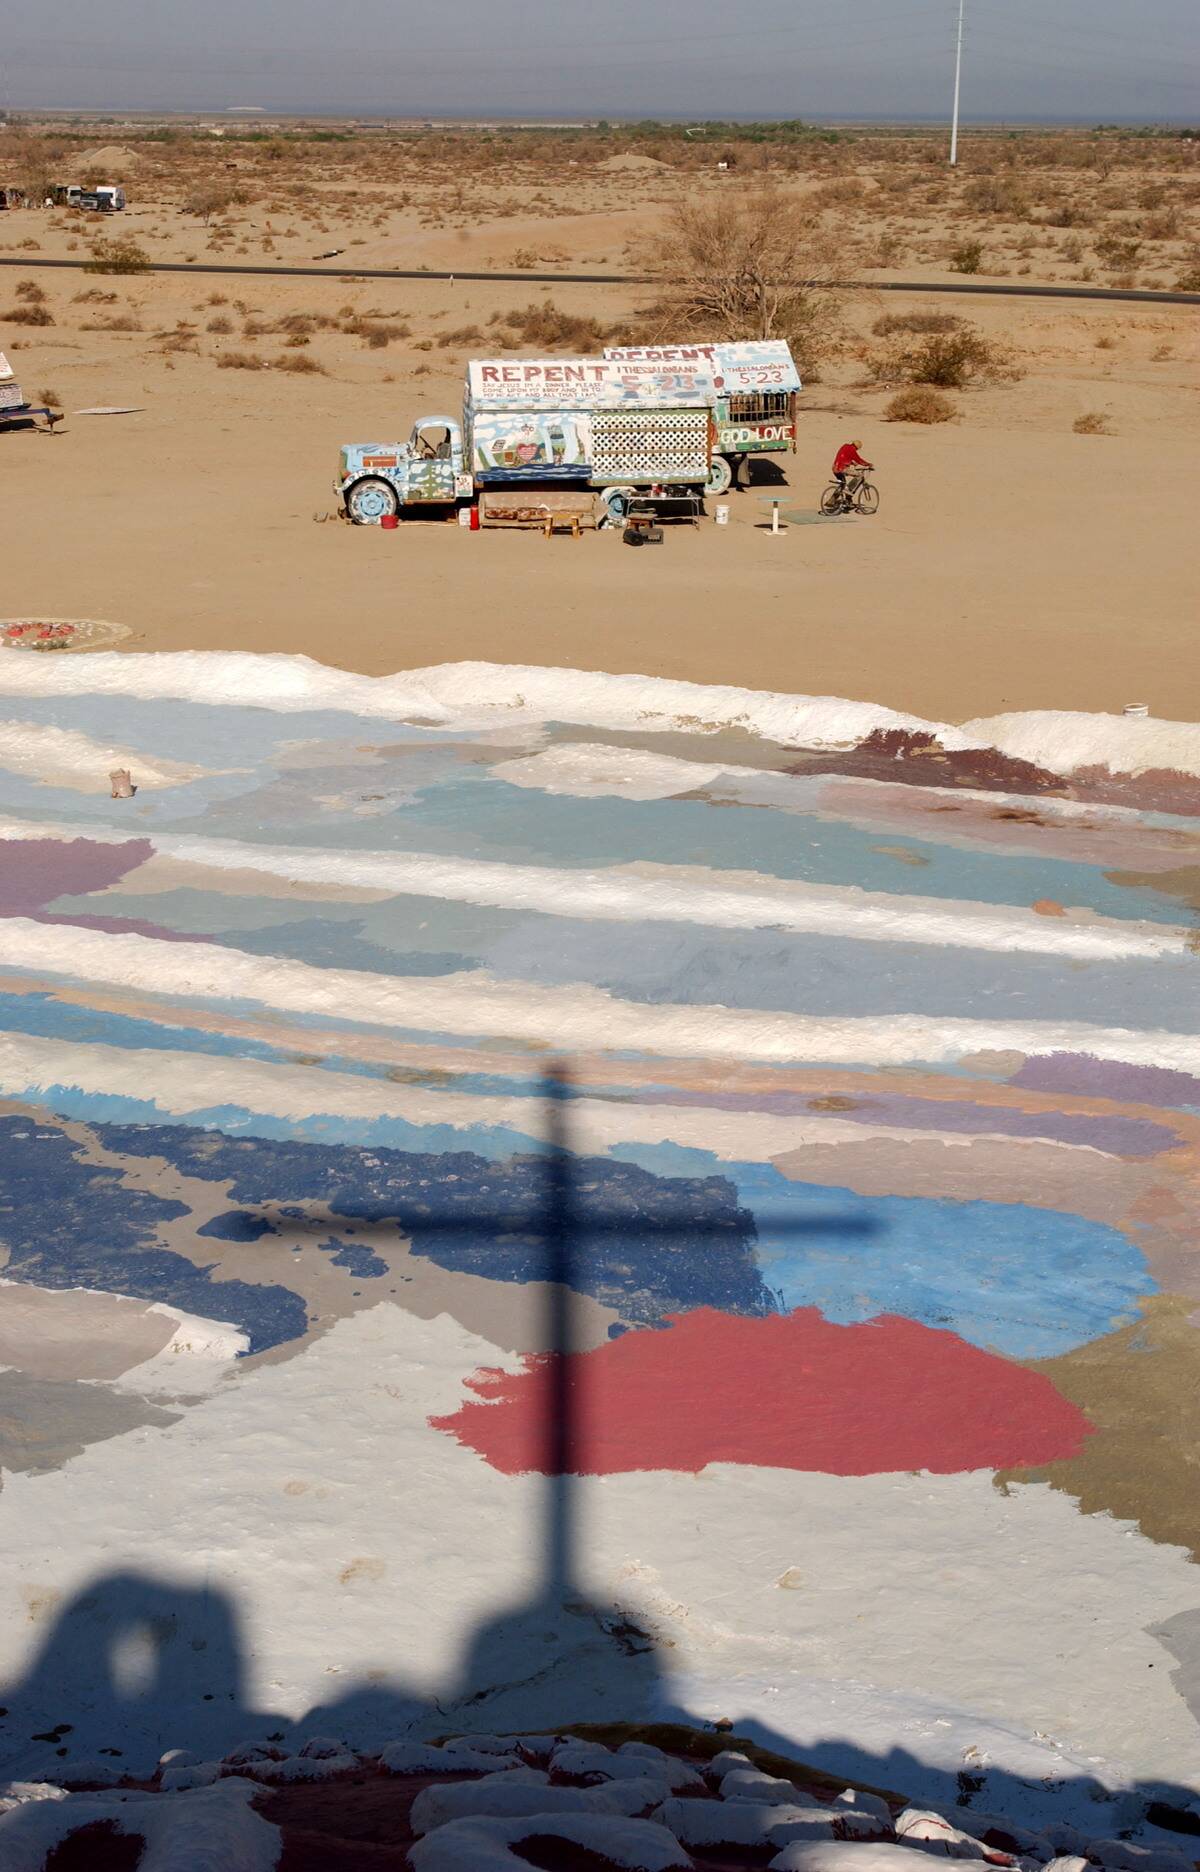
xmin=605 ymin=340 xmax=800 ymax=494
xmin=336 ymin=356 xmax=715 ymax=525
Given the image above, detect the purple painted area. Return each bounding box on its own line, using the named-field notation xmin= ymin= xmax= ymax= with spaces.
xmin=1013 ymin=1051 xmax=1200 ymax=1111
xmin=0 ymin=837 xmax=204 ymax=944
xmin=0 ymin=837 xmax=154 ymax=913
xmin=34 ymin=912 xmax=215 ymax=944
xmin=630 ymin=1085 xmax=1181 ymax=1157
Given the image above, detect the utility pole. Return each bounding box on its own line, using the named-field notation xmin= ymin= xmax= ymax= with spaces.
xmin=950 ymin=0 xmax=966 ymax=166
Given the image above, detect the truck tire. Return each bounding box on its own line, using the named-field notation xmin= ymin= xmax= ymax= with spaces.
xmin=706 ymin=455 xmax=733 ymax=496
xmin=346 ymin=477 xmax=401 ymax=525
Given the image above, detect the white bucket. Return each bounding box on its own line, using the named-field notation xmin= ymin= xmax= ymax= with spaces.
xmin=1123 ymin=703 xmax=1149 ymax=717
xmin=457 ymin=506 xmax=472 ymax=527
xmin=715 ymin=505 xmax=730 ymax=526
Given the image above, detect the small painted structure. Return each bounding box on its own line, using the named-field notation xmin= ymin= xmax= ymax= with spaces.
xmin=0 ymin=348 xmax=59 ymax=433
xmin=336 ymin=358 xmax=715 ymax=525
xmin=605 ymin=341 xmax=801 ymax=494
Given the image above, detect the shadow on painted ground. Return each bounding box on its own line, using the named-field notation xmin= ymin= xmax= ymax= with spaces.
xmin=2 ymin=1071 xmax=1195 ymax=1841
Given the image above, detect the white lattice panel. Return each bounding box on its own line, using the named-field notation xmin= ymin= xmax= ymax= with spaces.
xmin=590 ymin=407 xmax=709 ymax=482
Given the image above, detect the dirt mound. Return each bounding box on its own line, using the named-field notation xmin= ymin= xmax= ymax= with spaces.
xmin=598 ymin=152 xmax=671 ymax=173
xmin=77 ymin=144 xmax=146 ymax=172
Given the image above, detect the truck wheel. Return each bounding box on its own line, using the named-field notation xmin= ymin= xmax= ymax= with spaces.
xmin=346 ymin=477 xmax=400 ymax=525
xmin=706 ymin=455 xmax=733 ymax=496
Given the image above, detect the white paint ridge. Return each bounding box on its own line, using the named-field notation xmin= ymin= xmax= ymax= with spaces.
xmin=0 ymin=1029 xmax=1004 ymax=1160
xmin=0 ymin=825 xmax=1188 ymax=959
xmin=113 ymin=1302 xmax=250 ymax=1398
xmin=0 ymin=719 xmax=212 ymax=792
xmin=2 ymin=650 xmax=1198 ymax=778
xmin=0 ymin=921 xmax=1196 ymax=1072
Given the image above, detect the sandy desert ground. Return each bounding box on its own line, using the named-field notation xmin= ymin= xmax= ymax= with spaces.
xmin=1 ymin=122 xmax=1196 ymax=721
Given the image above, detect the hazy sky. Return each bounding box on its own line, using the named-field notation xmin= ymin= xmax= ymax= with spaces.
xmin=3 ymin=0 xmax=1196 ymax=123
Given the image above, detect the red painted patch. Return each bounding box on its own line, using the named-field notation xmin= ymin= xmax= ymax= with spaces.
xmin=431 ymin=1308 xmax=1092 ymax=1477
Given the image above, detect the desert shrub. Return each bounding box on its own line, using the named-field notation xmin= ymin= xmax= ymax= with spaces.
xmin=85 ymin=239 xmax=151 ymax=275
xmin=490 ymin=300 xmax=611 ymax=351
xmin=36 ymin=388 xmax=61 ymax=410
xmin=206 ymin=314 xmax=233 ymax=334
xmin=3 ymin=303 xmax=54 ymax=326
xmin=72 ymin=287 xmax=118 ymax=303
xmin=885 ymin=386 xmax=955 ymax=423
xmin=14 ymin=279 xmax=46 ymax=302
xmin=1073 ymin=411 xmax=1112 ymax=434
xmin=949 ymin=239 xmax=983 ymax=274
xmin=217 ymin=350 xmax=268 ymax=370
xmin=274 ymin=352 xmax=326 ymax=373
xmin=80 ymin=314 xmax=142 ymax=331
xmin=511 ymin=247 xmax=538 ymax=268
xmin=1173 ymin=249 xmax=1200 ymax=291
xmin=284 ymin=331 xmax=310 ymax=347
xmin=182 ymin=184 xmax=241 ymax=222
xmin=1095 ymin=232 xmax=1140 ymax=270
xmin=350 ymin=320 xmax=411 ymax=348
xmin=872 ymin=311 xmax=960 ymax=337
xmin=963 ymin=177 xmax=1029 ymax=217
xmin=871 ymin=324 xmax=1017 ymax=389
xmin=437 ymin=323 xmax=483 ymax=348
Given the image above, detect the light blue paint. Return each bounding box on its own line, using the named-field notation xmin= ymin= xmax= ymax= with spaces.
xmin=607 ymin=1141 xmax=1155 ymax=1359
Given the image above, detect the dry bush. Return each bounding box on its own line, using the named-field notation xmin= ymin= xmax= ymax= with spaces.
xmin=872 ymin=311 xmax=960 ymax=337
xmin=81 ymin=313 xmax=142 ymax=331
xmin=1095 ymin=232 xmax=1141 ymax=271
xmin=642 ymin=185 xmax=847 ymax=375
xmin=72 ymin=287 xmax=118 ymax=303
xmin=85 ymin=238 xmax=151 ymax=275
xmin=3 ymin=303 xmax=54 ymax=326
xmin=217 ymin=350 xmax=268 ymax=370
xmin=1174 ymin=249 xmax=1200 ymax=291
xmin=885 ymin=386 xmax=955 ymax=423
xmin=871 ymin=324 xmax=1018 ymax=389
xmin=206 ymin=314 xmax=234 ymax=334
xmin=36 ymin=387 xmax=61 ymax=410
xmin=949 ymin=239 xmax=983 ymax=274
xmin=963 ymin=176 xmax=1030 ymax=218
xmin=1073 ymin=411 xmax=1112 ymax=434
xmin=274 ymin=352 xmax=326 ymax=374
xmin=14 ymin=279 xmax=46 ymax=302
xmin=437 ymin=323 xmax=483 ymax=349
xmin=488 ymin=301 xmax=610 ymax=351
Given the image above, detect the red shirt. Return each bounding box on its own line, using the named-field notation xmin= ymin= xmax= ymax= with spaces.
xmin=833 ymin=444 xmax=869 ymax=473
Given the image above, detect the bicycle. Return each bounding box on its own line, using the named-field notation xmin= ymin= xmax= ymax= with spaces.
xmin=820 ymin=470 xmax=879 ymax=517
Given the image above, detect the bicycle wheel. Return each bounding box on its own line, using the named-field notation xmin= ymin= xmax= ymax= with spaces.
xmin=819 ymin=483 xmax=843 ymax=515
xmin=855 ymin=481 xmax=879 ymax=515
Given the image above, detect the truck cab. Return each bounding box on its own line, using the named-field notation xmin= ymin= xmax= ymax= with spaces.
xmin=338 ymin=417 xmax=472 ymax=523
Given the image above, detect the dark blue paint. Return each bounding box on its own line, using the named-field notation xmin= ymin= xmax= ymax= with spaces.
xmin=318 ymin=1238 xmax=387 ymax=1278
xmin=196 ymin=1210 xmax=275 ymax=1243
xmin=96 ymin=1120 xmax=772 ymax=1324
xmin=0 ymin=1117 xmax=308 ymax=1355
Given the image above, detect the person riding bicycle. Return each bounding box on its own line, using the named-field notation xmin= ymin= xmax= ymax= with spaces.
xmin=832 ymin=440 xmax=873 ymax=501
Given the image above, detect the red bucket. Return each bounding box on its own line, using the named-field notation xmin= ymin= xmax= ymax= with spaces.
xmin=380 ymin=513 xmax=399 ymax=531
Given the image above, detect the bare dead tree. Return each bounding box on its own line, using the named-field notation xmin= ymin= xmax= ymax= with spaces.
xmin=640 ymin=186 xmax=850 ymax=375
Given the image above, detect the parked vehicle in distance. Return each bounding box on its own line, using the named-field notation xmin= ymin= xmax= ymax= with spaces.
xmin=337 ymin=357 xmax=716 ymax=525
xmin=51 ymin=184 xmax=126 ymax=212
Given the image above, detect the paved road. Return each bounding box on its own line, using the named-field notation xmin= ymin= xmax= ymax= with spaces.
xmin=1 ymin=253 xmax=1197 ymax=304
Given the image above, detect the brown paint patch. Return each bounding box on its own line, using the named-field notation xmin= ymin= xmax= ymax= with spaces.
xmin=23 ymin=1585 xmax=62 ymax=1623
xmin=997 ymin=1295 xmax=1200 ymax=1560
xmin=1108 ymin=864 xmax=1200 ymax=914
xmin=339 ymin=1557 xmax=386 ymax=1586
xmin=1032 ymin=899 xmax=1067 ymax=917
xmin=0 ymin=1285 xmax=175 ymax=1382
xmin=807 ymin=1095 xmax=863 ymax=1112
xmin=870 ymin=844 xmax=930 ymax=867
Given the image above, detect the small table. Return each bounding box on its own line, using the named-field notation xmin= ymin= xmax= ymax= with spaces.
xmin=758 ymin=496 xmax=786 ymax=535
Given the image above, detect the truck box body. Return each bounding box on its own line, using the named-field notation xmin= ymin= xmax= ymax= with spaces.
xmin=465 ymin=358 xmax=712 ymax=487
xmin=604 ymin=340 xmax=800 ymax=457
